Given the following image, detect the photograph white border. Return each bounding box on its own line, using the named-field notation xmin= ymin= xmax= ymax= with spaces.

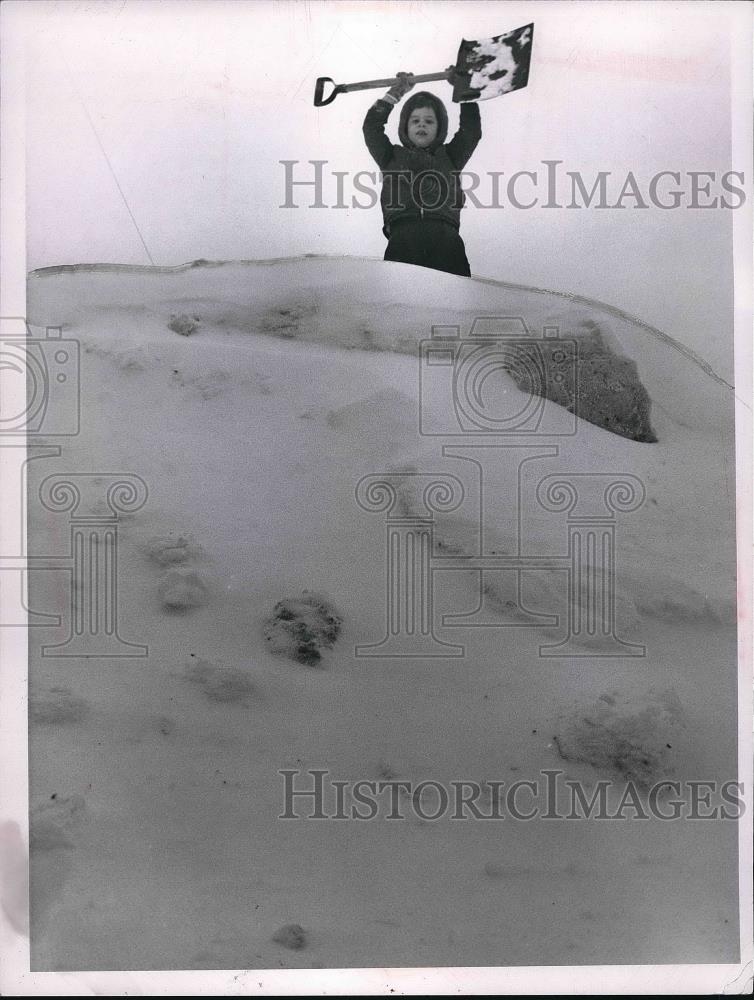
xmin=1 ymin=1 xmax=751 ymax=994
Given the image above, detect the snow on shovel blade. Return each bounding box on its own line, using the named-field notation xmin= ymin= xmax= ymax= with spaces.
xmin=452 ymin=23 xmax=533 ymax=102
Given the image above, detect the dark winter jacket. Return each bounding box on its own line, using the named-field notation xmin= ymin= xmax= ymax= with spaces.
xmin=362 ymin=91 xmax=482 ymax=236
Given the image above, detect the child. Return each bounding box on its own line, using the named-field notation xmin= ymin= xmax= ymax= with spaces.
xmin=363 ymin=71 xmax=481 ymax=276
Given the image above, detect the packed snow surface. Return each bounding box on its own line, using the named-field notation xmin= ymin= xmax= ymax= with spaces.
xmin=25 ymin=257 xmax=738 ymax=970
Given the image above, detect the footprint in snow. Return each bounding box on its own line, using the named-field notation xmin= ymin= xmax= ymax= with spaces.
xmin=145 ymin=534 xmax=203 ymax=567
xmin=183 ymin=656 xmax=255 ymax=706
xmin=158 ymin=568 xmax=208 ymax=611
xmin=263 ymin=591 xmax=341 ymax=667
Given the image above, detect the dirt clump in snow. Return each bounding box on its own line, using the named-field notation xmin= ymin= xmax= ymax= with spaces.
xmin=271 ymin=923 xmax=307 ymax=950
xmin=264 ymin=591 xmax=341 ymax=666
xmin=552 ymin=688 xmax=684 ymax=790
xmin=509 ymin=319 xmax=657 ymax=443
xmin=167 ymin=313 xmax=200 ymax=336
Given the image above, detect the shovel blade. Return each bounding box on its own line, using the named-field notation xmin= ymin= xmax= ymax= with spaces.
xmin=452 ymin=23 xmax=534 ymax=102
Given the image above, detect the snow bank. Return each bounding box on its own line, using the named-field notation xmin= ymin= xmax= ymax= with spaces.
xmin=24 ymin=257 xmax=738 ymax=970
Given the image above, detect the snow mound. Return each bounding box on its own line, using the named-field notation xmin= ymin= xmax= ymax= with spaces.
xmin=27 ymin=255 xmax=731 ymax=433
xmin=23 ymin=256 xmax=738 ymax=969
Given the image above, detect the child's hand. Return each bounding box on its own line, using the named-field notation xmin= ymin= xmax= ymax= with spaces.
xmin=384 ymin=71 xmax=415 ymax=103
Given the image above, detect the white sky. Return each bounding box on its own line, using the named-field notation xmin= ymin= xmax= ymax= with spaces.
xmin=15 ymin=0 xmax=747 ymax=375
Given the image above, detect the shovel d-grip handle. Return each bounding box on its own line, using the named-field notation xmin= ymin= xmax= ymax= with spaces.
xmin=314 ymin=70 xmax=452 ymax=107
xmin=313 ymin=77 xmax=341 ymax=107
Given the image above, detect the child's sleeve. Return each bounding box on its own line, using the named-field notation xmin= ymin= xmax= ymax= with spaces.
xmin=362 ymin=99 xmax=395 ymax=170
xmin=446 ymin=103 xmax=482 ymax=170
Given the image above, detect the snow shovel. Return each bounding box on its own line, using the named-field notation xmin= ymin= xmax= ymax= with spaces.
xmin=313 ymin=22 xmax=533 ymax=106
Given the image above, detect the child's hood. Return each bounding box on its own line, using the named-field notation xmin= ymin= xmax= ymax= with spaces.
xmin=398 ymin=91 xmax=449 ymax=152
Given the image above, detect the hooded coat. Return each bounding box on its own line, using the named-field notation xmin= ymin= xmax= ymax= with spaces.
xmin=363 ymin=91 xmax=481 ymax=236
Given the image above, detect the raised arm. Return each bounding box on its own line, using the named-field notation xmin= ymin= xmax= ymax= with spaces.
xmin=446 ymin=103 xmax=482 ymax=170
xmin=362 ymin=71 xmax=415 ymax=170
xmin=362 ymin=99 xmax=395 ymax=170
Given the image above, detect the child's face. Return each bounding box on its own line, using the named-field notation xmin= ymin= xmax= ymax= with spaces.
xmin=407 ymin=106 xmax=438 ymax=148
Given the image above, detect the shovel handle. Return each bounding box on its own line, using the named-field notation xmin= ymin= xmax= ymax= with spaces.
xmin=314 ymin=77 xmax=341 ymax=107
xmin=314 ymin=70 xmax=452 ymax=106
